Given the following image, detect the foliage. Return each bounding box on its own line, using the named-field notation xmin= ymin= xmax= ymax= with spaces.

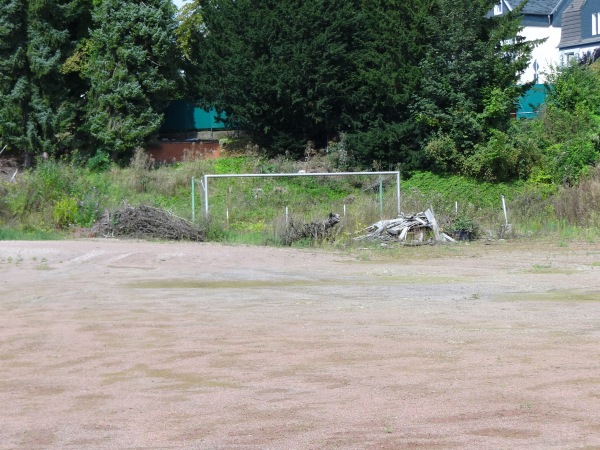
xmin=452 ymin=215 xmax=476 ymax=235
xmin=493 ymin=61 xmax=600 ymax=185
xmin=4 ymin=158 xmax=104 ymax=229
xmin=3 ymin=155 xmax=600 ymax=244
xmin=0 ymin=227 xmax=62 ymax=240
xmin=344 ymin=0 xmax=432 ymax=167
xmin=546 ymin=61 xmax=600 ymax=114
xmin=83 ymin=0 xmax=181 ymax=155
xmin=187 ymin=0 xmax=372 ymax=156
xmin=52 ymin=197 xmax=79 ymax=228
xmin=553 ymin=164 xmax=600 ymax=227
xmin=412 ymin=0 xmax=537 ymax=175
xmin=402 ymin=170 xmax=522 ymax=208
xmin=86 ymin=150 xmax=112 ymax=172
xmin=464 ymin=129 xmax=522 ymax=181
xmin=0 ymin=0 xmax=91 ymax=164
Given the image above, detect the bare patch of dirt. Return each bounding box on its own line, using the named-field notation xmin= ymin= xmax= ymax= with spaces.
xmin=1 ymin=239 xmax=600 ymax=449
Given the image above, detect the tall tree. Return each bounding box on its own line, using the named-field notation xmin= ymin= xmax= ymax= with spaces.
xmin=83 ymin=0 xmax=181 ymax=156
xmin=0 ymin=0 xmax=87 ymax=165
xmin=411 ymin=0 xmax=537 ymax=173
xmin=346 ymin=0 xmax=433 ymax=167
xmin=188 ymin=0 xmax=369 ymax=156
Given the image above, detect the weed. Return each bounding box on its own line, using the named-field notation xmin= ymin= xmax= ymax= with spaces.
xmin=0 ymin=227 xmax=62 ymax=240
xmin=2 ymin=155 xmax=600 ymax=247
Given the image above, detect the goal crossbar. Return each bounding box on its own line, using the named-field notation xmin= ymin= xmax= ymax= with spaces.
xmin=201 ymin=171 xmax=401 ymax=217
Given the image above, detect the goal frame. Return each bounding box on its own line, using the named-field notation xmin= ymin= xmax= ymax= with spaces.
xmin=199 ymin=171 xmax=401 ymax=219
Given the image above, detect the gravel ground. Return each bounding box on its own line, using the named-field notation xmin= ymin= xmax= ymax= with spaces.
xmin=1 ymin=238 xmax=599 ymax=449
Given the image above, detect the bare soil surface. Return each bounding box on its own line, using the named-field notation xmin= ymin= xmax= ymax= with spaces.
xmin=1 ymin=239 xmax=600 ymax=449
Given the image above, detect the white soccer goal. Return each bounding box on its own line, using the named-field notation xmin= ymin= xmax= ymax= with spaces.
xmin=195 ymin=171 xmax=401 ymax=221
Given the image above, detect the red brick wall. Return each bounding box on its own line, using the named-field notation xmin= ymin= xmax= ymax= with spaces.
xmin=147 ymin=141 xmax=221 ymax=163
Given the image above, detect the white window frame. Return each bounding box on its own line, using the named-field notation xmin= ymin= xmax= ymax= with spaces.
xmin=493 ymin=2 xmax=503 ymax=16
xmin=593 ymin=13 xmax=600 ymax=35
xmin=563 ymin=52 xmax=576 ymax=64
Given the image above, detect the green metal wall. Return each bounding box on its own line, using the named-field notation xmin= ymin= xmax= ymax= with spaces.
xmin=160 ymin=100 xmax=229 ymax=132
xmin=517 ymin=84 xmax=548 ymax=118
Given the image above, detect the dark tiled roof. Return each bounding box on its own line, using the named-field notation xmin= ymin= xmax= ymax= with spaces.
xmin=559 ymin=0 xmax=587 ymax=48
xmin=506 ymin=0 xmax=566 ymax=15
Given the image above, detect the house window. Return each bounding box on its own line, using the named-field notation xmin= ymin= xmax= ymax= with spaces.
xmin=493 ymin=2 xmax=503 ymax=15
xmin=563 ymin=52 xmax=576 ymax=64
xmin=593 ymin=13 xmax=600 ymax=35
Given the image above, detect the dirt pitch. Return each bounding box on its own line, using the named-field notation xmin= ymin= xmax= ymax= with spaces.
xmin=1 ymin=239 xmax=600 ymax=449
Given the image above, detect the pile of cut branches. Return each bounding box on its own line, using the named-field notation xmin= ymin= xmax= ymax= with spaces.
xmin=92 ymin=205 xmax=204 ymax=241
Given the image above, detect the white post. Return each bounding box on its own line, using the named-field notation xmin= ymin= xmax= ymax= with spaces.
xmin=396 ymin=171 xmax=401 ymax=215
xmin=191 ymin=177 xmax=195 ymax=223
xmin=203 ymin=174 xmax=209 ymax=217
xmin=343 ymin=204 xmax=346 ymax=217
xmin=502 ymin=195 xmax=508 ymax=226
xmin=285 ymin=206 xmax=289 ymax=224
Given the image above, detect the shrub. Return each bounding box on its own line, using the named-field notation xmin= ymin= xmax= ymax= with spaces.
xmin=464 ymin=130 xmax=520 ymax=181
xmin=52 ymin=198 xmax=79 ymax=228
xmin=86 ymin=150 xmax=112 ymax=172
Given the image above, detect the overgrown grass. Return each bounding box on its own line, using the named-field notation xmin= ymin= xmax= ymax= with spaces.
xmin=0 ymin=227 xmax=63 ymax=240
xmin=1 ymin=151 xmax=599 ymax=246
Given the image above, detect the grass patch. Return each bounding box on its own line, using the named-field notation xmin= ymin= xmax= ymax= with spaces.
xmin=128 ymin=279 xmax=321 ymax=289
xmin=527 ymin=264 xmax=578 ymax=274
xmin=497 ymin=290 xmax=600 ymax=302
xmin=0 ymin=227 xmax=63 ymax=240
xmin=3 ymin=154 xmax=599 ymax=247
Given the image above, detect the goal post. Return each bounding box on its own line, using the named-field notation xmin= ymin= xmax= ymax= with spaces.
xmin=199 ymin=171 xmax=401 ymax=218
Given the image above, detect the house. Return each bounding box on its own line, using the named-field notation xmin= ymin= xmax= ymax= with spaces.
xmin=558 ymin=0 xmax=600 ymax=61
xmin=492 ymin=0 xmax=570 ymax=83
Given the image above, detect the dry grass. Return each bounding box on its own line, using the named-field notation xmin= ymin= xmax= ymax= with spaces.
xmin=554 ymin=164 xmax=600 ymax=227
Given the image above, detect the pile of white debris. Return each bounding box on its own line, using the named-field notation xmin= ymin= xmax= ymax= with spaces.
xmin=355 ymin=208 xmax=456 ymax=244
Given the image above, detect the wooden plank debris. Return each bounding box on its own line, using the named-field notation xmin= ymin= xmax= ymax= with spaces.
xmin=355 ymin=208 xmax=455 ymax=245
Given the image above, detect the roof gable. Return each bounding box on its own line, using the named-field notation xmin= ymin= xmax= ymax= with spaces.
xmin=559 ymin=0 xmax=600 ymax=49
xmin=505 ymin=0 xmax=566 ymax=15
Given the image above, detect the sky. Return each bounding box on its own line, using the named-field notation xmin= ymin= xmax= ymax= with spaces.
xmin=172 ymin=0 xmax=190 ymax=8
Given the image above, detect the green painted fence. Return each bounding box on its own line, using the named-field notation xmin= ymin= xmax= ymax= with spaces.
xmin=160 ymin=100 xmax=229 ymax=132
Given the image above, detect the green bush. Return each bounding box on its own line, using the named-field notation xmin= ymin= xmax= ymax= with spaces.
xmin=546 ymin=137 xmax=599 ymax=185
xmin=52 ymin=198 xmax=79 ymax=228
xmin=86 ymin=150 xmax=112 ymax=172
xmin=465 ymin=130 xmax=520 ymax=181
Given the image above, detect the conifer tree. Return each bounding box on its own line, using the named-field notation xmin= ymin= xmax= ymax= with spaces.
xmin=83 ymin=0 xmax=180 ymax=155
xmin=0 ymin=0 xmax=85 ymax=165
xmin=412 ymin=0 xmax=536 ymax=173
xmin=188 ymin=0 xmax=369 ymax=156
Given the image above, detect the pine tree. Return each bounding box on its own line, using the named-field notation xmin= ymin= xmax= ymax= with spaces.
xmin=188 ymin=0 xmax=369 ymax=156
xmin=83 ymin=0 xmax=180 ymax=155
xmin=411 ymin=0 xmax=537 ymax=172
xmin=346 ymin=0 xmax=434 ymax=167
xmin=0 ymin=0 xmax=86 ymax=165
